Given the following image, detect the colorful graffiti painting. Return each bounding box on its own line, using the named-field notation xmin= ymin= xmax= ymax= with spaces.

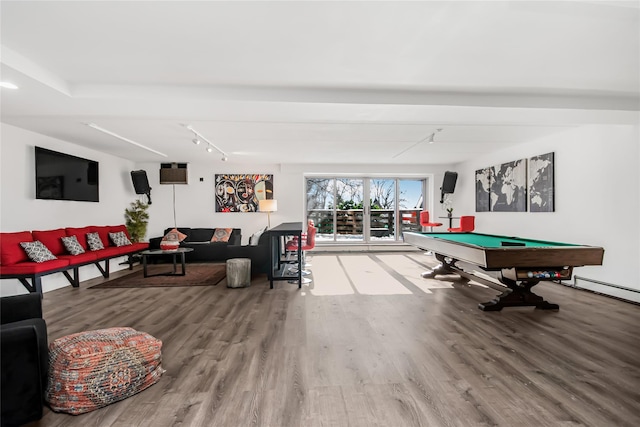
xmin=214 ymin=174 xmax=273 ymax=212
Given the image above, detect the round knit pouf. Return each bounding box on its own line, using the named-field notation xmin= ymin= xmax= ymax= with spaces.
xmin=45 ymin=327 xmax=164 ymax=415
xmin=226 ymin=258 xmax=251 ymax=288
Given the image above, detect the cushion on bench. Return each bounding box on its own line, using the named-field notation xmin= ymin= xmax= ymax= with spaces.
xmin=0 ymin=231 xmax=34 ymax=266
xmin=31 ymin=229 xmax=67 ymax=256
xmin=0 ymin=259 xmax=70 ymax=275
xmin=64 ymin=227 xmax=93 ymax=251
xmin=58 ymin=252 xmax=98 ymax=265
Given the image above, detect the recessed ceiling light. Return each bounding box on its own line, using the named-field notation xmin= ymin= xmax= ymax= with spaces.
xmin=0 ymin=82 xmax=19 ymax=89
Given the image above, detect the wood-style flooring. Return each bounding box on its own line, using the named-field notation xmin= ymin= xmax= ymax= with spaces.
xmin=28 ymin=252 xmax=640 ymax=427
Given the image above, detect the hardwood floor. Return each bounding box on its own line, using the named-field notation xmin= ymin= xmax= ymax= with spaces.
xmin=29 ymin=252 xmax=640 ymax=427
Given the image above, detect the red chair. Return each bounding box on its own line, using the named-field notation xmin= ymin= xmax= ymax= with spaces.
xmin=419 ymin=211 xmax=443 ymax=232
xmin=448 ymin=216 xmax=475 ymax=232
xmin=285 ymin=224 xmax=317 ymax=283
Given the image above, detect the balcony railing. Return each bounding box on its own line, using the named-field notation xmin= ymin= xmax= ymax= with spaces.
xmin=308 ymin=209 xmax=422 ymax=241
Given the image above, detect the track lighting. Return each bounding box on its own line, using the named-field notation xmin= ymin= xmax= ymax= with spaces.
xmin=86 ymin=123 xmax=168 ymax=157
xmin=183 ymin=124 xmax=228 ymax=160
xmin=392 ymin=128 xmax=443 ymax=158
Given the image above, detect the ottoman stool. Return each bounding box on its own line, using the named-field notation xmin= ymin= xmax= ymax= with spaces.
xmin=45 ymin=327 xmax=164 ymax=415
xmin=226 ymin=258 xmax=251 ymax=288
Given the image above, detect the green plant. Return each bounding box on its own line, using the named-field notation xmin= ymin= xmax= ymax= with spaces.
xmin=124 ymin=200 xmax=149 ymax=243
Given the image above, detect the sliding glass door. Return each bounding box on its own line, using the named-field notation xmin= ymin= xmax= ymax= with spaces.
xmin=307 ymin=177 xmax=426 ymax=243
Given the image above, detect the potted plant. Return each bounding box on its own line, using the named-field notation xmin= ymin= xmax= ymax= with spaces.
xmin=124 ymin=200 xmax=149 ymax=243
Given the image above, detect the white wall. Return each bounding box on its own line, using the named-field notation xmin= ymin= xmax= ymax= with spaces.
xmin=6 ymin=121 xmax=637 ymax=302
xmin=138 ymin=161 xmax=454 ymax=244
xmin=0 ymin=124 xmax=138 ymax=296
xmin=454 ymin=124 xmax=640 ymax=299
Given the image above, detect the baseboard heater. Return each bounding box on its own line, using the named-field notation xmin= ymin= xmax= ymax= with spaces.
xmin=568 ymin=276 xmax=640 ymax=304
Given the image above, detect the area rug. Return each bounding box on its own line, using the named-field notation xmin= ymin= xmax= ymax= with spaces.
xmin=89 ymin=263 xmax=226 ymax=289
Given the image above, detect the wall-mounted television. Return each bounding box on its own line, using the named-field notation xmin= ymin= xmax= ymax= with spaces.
xmin=35 ymin=147 xmax=99 ymax=202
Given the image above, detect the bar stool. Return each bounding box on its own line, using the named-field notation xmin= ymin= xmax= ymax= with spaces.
xmin=420 ymin=211 xmax=443 ymax=231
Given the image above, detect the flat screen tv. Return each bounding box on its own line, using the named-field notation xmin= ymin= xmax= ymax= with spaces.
xmin=35 ymin=147 xmax=99 ymax=202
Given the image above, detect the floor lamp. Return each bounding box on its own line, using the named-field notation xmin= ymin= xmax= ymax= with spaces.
xmin=259 ymin=199 xmax=277 ymax=229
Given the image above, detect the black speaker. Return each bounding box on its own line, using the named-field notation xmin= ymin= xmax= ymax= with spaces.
xmin=131 ymin=170 xmax=150 ymax=194
xmin=440 ymin=171 xmax=458 ymax=203
xmin=441 ymin=171 xmax=458 ymax=194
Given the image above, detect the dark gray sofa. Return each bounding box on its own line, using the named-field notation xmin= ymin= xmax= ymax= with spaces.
xmin=149 ymin=227 xmax=269 ymax=273
xmin=1 ymin=293 xmax=48 ymax=426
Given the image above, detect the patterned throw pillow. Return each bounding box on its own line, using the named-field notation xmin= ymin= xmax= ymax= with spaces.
xmin=109 ymin=231 xmax=132 ymax=247
xmin=20 ymin=241 xmax=57 ymax=263
xmin=211 ymin=228 xmax=232 ymax=243
xmin=86 ymin=232 xmax=105 ymax=251
xmin=61 ymin=235 xmax=85 ymax=255
xmin=162 ymin=228 xmax=187 ymax=242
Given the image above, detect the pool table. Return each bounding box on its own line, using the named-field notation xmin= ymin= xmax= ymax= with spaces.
xmin=403 ymin=232 xmax=604 ymax=311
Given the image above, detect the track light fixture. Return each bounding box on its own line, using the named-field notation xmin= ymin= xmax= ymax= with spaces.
xmin=85 ymin=123 xmax=168 ymax=157
xmin=392 ymin=128 xmax=443 ymax=159
xmin=183 ymin=124 xmax=228 ymax=160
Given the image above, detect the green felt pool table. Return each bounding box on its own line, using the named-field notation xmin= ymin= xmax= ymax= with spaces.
xmin=403 ymin=232 xmax=605 ymax=311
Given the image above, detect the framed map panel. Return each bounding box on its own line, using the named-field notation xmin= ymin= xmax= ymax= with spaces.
xmin=528 ymin=152 xmax=555 ymax=212
xmin=490 ymin=159 xmax=527 ymax=212
xmin=475 ymin=167 xmax=492 ymax=212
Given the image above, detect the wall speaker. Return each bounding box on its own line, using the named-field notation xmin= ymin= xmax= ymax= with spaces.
xmin=130 ymin=170 xmax=150 ymax=194
xmin=441 ymin=171 xmax=458 ymax=194
xmin=130 ymin=170 xmax=152 ymax=204
xmin=440 ymin=171 xmax=458 ymax=203
xmin=160 ymin=163 xmax=188 ymax=184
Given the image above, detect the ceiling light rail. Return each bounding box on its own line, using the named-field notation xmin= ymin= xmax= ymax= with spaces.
xmin=183 ymin=124 xmax=228 ymax=161
xmin=392 ymin=128 xmax=443 ymax=159
xmin=85 ymin=123 xmax=168 ymax=157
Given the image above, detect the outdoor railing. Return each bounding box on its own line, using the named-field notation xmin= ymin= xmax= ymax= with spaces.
xmin=308 ymin=209 xmax=422 ymax=241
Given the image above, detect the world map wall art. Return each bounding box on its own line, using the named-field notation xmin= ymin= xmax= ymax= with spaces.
xmin=528 ymin=152 xmax=555 ymax=212
xmin=475 ymin=152 xmax=554 ymax=213
xmin=214 ymin=174 xmax=273 ymax=213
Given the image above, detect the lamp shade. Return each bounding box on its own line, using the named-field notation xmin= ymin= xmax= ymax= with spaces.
xmin=259 ymin=199 xmax=277 ymax=212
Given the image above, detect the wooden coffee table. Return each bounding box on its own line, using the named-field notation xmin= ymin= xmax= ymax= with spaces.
xmin=140 ymin=248 xmax=194 ymax=278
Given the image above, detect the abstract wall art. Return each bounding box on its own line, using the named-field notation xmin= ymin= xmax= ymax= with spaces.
xmin=214 ymin=174 xmax=273 ymax=212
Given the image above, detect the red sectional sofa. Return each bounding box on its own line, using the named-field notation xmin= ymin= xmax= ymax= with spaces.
xmin=0 ymin=225 xmax=148 ymax=295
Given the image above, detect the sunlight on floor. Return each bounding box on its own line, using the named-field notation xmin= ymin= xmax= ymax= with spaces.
xmin=340 ymin=255 xmax=413 ymax=295
xmin=376 ymin=254 xmax=454 ymax=294
xmin=308 ymin=255 xmax=355 ymax=296
xmin=306 ymin=252 xmax=491 ymax=297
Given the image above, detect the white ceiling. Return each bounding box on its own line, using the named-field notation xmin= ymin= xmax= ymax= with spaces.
xmin=1 ymin=1 xmax=638 ymax=165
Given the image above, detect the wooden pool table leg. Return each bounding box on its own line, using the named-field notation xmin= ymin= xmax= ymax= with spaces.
xmin=478 ymin=277 xmax=560 ymax=311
